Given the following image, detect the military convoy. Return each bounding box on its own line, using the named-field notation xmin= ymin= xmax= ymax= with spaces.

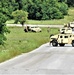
xmin=50 ymin=23 xmax=74 ymax=47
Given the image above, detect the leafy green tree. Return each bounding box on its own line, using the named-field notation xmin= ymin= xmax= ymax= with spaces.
xmin=67 ymin=0 xmax=74 ymax=7
xmin=21 ymin=0 xmax=68 ymax=20
xmin=57 ymin=2 xmax=68 ymax=15
xmin=0 ymin=0 xmax=10 ymax=45
xmin=12 ymin=10 xmax=28 ymax=26
xmin=58 ymin=0 xmax=67 ymax=2
xmin=0 ymin=0 xmax=69 ymax=21
xmin=0 ymin=13 xmax=10 ymax=45
xmin=15 ymin=0 xmax=22 ymax=10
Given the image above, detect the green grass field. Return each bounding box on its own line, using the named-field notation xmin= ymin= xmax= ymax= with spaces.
xmin=0 ymin=27 xmax=59 ymax=62
xmin=6 ymin=8 xmax=74 ymax=25
xmin=1 ymin=8 xmax=74 ymax=63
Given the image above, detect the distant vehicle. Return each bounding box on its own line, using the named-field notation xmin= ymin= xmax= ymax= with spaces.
xmin=50 ymin=33 xmax=74 ymax=47
xmin=49 ymin=22 xmax=74 ymax=47
xmin=24 ymin=26 xmax=42 ymax=32
xmin=68 ymin=22 xmax=74 ymax=29
xmin=60 ymin=27 xmax=72 ymax=34
xmin=64 ymin=22 xmax=74 ymax=29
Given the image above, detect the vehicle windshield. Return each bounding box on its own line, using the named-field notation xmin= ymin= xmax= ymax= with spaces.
xmin=31 ymin=27 xmax=38 ymax=28
xmin=70 ymin=22 xmax=74 ymax=24
xmin=62 ymin=29 xmax=65 ymax=30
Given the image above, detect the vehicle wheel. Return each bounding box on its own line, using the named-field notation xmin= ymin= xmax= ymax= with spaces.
xmin=72 ymin=41 xmax=74 ymax=47
xmin=32 ymin=30 xmax=36 ymax=32
xmin=59 ymin=44 xmax=65 ymax=46
xmin=24 ymin=29 xmax=28 ymax=32
xmin=52 ymin=41 xmax=58 ymax=47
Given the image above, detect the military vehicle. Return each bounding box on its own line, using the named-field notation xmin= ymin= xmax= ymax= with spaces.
xmin=64 ymin=22 xmax=74 ymax=29
xmin=68 ymin=22 xmax=74 ymax=29
xmin=59 ymin=27 xmax=72 ymax=34
xmin=50 ymin=33 xmax=74 ymax=47
xmin=50 ymin=26 xmax=74 ymax=47
xmin=24 ymin=26 xmax=42 ymax=32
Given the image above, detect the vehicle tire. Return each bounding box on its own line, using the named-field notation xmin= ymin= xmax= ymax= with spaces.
xmin=52 ymin=40 xmax=58 ymax=47
xmin=72 ymin=41 xmax=74 ymax=47
xmin=24 ymin=29 xmax=28 ymax=32
xmin=32 ymin=30 xmax=36 ymax=32
xmin=59 ymin=44 xmax=65 ymax=46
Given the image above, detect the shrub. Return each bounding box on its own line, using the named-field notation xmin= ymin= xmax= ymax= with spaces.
xmin=12 ymin=10 xmax=28 ymax=25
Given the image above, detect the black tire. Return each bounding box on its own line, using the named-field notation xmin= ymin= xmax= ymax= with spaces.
xmin=72 ymin=41 xmax=74 ymax=47
xmin=52 ymin=40 xmax=58 ymax=47
xmin=24 ymin=29 xmax=28 ymax=32
xmin=59 ymin=44 xmax=65 ymax=46
xmin=32 ymin=30 xmax=36 ymax=32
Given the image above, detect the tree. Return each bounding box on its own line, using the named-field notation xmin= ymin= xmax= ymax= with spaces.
xmin=58 ymin=0 xmax=67 ymax=2
xmin=15 ymin=0 xmax=22 ymax=10
xmin=0 ymin=13 xmax=10 ymax=45
xmin=67 ymin=0 xmax=74 ymax=7
xmin=57 ymin=2 xmax=68 ymax=15
xmin=0 ymin=0 xmax=10 ymax=45
xmin=21 ymin=0 xmax=68 ymax=20
xmin=12 ymin=10 xmax=28 ymax=26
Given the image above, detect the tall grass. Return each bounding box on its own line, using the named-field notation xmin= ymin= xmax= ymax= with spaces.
xmin=0 ymin=27 xmax=59 ymax=62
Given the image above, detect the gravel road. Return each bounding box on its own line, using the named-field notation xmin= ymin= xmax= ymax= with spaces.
xmin=0 ymin=43 xmax=74 ymax=75
xmin=7 ymin=24 xmax=63 ymax=28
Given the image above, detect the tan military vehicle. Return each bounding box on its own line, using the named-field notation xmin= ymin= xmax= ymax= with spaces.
xmin=50 ymin=33 xmax=74 ymax=47
xmin=64 ymin=22 xmax=74 ymax=29
xmin=60 ymin=27 xmax=72 ymax=34
xmin=68 ymin=22 xmax=74 ymax=29
xmin=29 ymin=26 xmax=42 ymax=32
xmin=24 ymin=26 xmax=42 ymax=32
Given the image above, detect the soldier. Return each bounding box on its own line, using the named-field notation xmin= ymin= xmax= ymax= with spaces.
xmin=24 ymin=26 xmax=28 ymax=32
xmin=67 ymin=23 xmax=70 ymax=28
xmin=47 ymin=27 xmax=50 ymax=33
xmin=64 ymin=23 xmax=67 ymax=27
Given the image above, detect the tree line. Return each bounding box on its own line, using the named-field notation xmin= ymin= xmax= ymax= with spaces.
xmin=0 ymin=0 xmax=74 ymax=20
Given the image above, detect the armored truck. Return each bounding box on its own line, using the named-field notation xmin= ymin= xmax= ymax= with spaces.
xmin=24 ymin=26 xmax=42 ymax=32
xmin=50 ymin=33 xmax=74 ymax=47
xmin=50 ymin=23 xmax=74 ymax=47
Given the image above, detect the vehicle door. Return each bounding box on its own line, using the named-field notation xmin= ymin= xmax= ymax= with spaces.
xmin=58 ymin=35 xmax=68 ymax=43
xmin=63 ymin=35 xmax=69 ymax=43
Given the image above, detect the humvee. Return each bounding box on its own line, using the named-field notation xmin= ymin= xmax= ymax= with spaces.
xmin=64 ymin=22 xmax=74 ymax=29
xmin=60 ymin=27 xmax=72 ymax=34
xmin=68 ymin=22 xmax=74 ymax=29
xmin=50 ymin=33 xmax=74 ymax=47
xmin=24 ymin=26 xmax=42 ymax=32
xmin=29 ymin=26 xmax=42 ymax=32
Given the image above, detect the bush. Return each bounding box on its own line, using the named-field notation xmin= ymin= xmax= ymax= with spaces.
xmin=53 ymin=12 xmax=64 ymax=19
xmin=12 ymin=10 xmax=28 ymax=25
xmin=58 ymin=2 xmax=68 ymax=15
xmin=22 ymin=0 xmax=68 ymax=20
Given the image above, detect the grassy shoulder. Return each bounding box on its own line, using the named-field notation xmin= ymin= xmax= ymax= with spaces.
xmin=6 ymin=8 xmax=74 ymax=25
xmin=0 ymin=27 xmax=59 ymax=63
